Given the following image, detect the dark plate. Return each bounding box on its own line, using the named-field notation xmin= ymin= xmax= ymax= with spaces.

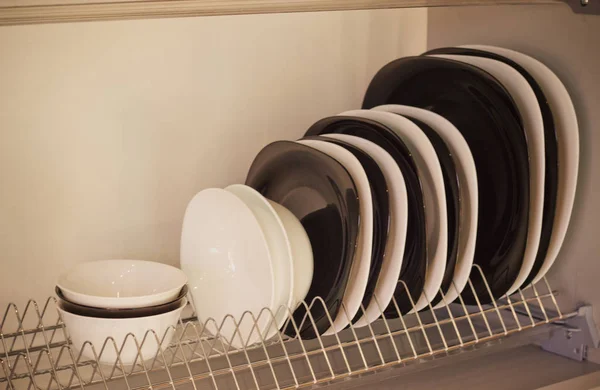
xmin=304 ymin=116 xmax=426 ymax=315
xmin=56 ymin=285 xmax=188 ymax=318
xmin=425 ymin=46 xmax=558 ymax=288
xmin=363 ymin=56 xmax=529 ymax=304
xmin=245 ymin=141 xmax=360 ymax=339
xmin=303 ymin=135 xmax=390 ymax=323
xmin=403 ymin=116 xmax=460 ymax=306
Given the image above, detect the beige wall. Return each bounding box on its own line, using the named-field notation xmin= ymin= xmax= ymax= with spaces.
xmin=1 ymin=5 xmax=599 ymax=389
xmin=0 ymin=9 xmax=427 ymax=310
xmin=2 ymin=0 xmax=598 ymax=360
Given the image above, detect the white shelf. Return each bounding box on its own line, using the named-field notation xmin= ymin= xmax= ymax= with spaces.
xmin=0 ymin=0 xmax=564 ymax=26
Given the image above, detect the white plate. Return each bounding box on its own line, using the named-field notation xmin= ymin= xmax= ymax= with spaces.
xmin=267 ymin=200 xmax=313 ymax=310
xmin=180 ymin=188 xmax=274 ymax=348
xmin=57 ymin=260 xmax=187 ymax=309
xmin=374 ymin=105 xmax=478 ymax=308
xmin=321 ymin=134 xmax=408 ymax=327
xmin=296 ymin=139 xmax=373 ymax=334
xmin=463 ymin=44 xmax=579 ymax=285
xmin=225 ymin=184 xmax=293 ymax=339
xmin=431 ymin=54 xmax=545 ymax=296
xmin=340 ymin=109 xmax=447 ymax=312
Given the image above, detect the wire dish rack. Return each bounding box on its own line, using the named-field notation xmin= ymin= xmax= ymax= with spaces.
xmin=1 ymin=264 xmax=569 ymax=390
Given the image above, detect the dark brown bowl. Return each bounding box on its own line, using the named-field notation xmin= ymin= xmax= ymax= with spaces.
xmin=55 ymin=285 xmax=188 ymax=319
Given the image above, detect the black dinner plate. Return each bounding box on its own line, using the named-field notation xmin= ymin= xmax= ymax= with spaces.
xmin=304 ymin=116 xmax=426 ymax=315
xmin=363 ymin=56 xmax=530 ymax=304
xmin=424 ymin=46 xmax=558 ymax=288
xmin=303 ymin=135 xmax=391 ymax=323
xmin=245 ymin=141 xmax=359 ymax=339
xmin=403 ymin=116 xmax=460 ymax=306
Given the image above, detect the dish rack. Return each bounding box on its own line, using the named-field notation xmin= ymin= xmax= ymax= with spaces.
xmin=1 ymin=264 xmax=576 ymax=390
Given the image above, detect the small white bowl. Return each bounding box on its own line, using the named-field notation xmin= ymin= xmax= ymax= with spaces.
xmin=180 ymin=188 xmax=275 ymax=348
xmin=267 ymin=200 xmax=314 ymax=310
xmin=57 ymin=260 xmax=187 ymax=309
xmin=224 ymin=184 xmax=293 ymax=341
xmin=58 ymin=298 xmax=186 ymax=365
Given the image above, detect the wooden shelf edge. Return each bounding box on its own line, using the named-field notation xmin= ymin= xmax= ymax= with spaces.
xmin=0 ymin=0 xmax=566 ymax=26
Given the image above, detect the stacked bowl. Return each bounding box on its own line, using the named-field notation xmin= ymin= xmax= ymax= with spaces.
xmin=55 ymin=260 xmax=188 ymax=365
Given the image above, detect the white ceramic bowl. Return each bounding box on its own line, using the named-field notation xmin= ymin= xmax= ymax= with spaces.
xmin=57 ymin=260 xmax=187 ymax=309
xmin=267 ymin=199 xmax=314 ymax=310
xmin=180 ymin=188 xmax=275 ymax=348
xmin=58 ymin=298 xmax=186 ymax=365
xmin=224 ymin=184 xmax=293 ymax=341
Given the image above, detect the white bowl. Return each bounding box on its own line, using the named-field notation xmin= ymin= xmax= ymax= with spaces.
xmin=224 ymin=184 xmax=293 ymax=341
xmin=180 ymin=188 xmax=275 ymax=348
xmin=296 ymin=139 xmax=373 ymax=335
xmin=57 ymin=260 xmax=187 ymax=309
xmin=267 ymin=199 xmax=314 ymax=310
xmin=58 ymin=298 xmax=186 ymax=365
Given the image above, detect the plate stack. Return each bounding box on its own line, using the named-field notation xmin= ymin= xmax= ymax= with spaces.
xmin=181 ymin=45 xmax=579 ymax=343
xmin=55 ymin=260 xmax=188 ymax=365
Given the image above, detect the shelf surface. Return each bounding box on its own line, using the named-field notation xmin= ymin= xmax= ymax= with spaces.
xmin=0 ymin=0 xmax=566 ymax=26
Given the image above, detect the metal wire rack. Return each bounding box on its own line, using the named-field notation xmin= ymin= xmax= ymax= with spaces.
xmin=0 ymin=264 xmax=570 ymax=390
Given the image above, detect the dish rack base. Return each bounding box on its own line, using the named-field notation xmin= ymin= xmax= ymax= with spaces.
xmin=0 ymin=270 xmax=594 ymax=390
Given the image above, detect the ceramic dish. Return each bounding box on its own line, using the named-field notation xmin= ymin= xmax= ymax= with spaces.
xmin=296 ymin=139 xmax=373 ymax=335
xmin=304 ymin=116 xmax=426 ymax=315
xmin=428 ymin=46 xmax=559 ymax=289
xmin=309 ymin=136 xmax=390 ymax=324
xmin=180 ymin=188 xmax=274 ymax=347
xmin=363 ymin=56 xmax=530 ymax=304
xmin=374 ymin=105 xmax=477 ymax=309
xmin=406 ymin=116 xmax=460 ymax=306
xmin=58 ymin=298 xmax=186 ymax=365
xmin=267 ymin=200 xmax=314 ymax=311
xmin=462 ymin=44 xmax=579 ymax=286
xmin=322 ymin=134 xmax=407 ymax=327
xmin=428 ymin=54 xmax=544 ymax=297
xmin=57 ymin=260 xmax=187 ymax=309
xmin=246 ymin=141 xmax=359 ymax=339
xmin=341 ymin=109 xmax=447 ymax=312
xmin=56 ymin=285 xmax=188 ymax=319
xmin=225 ymin=184 xmax=293 ymax=340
